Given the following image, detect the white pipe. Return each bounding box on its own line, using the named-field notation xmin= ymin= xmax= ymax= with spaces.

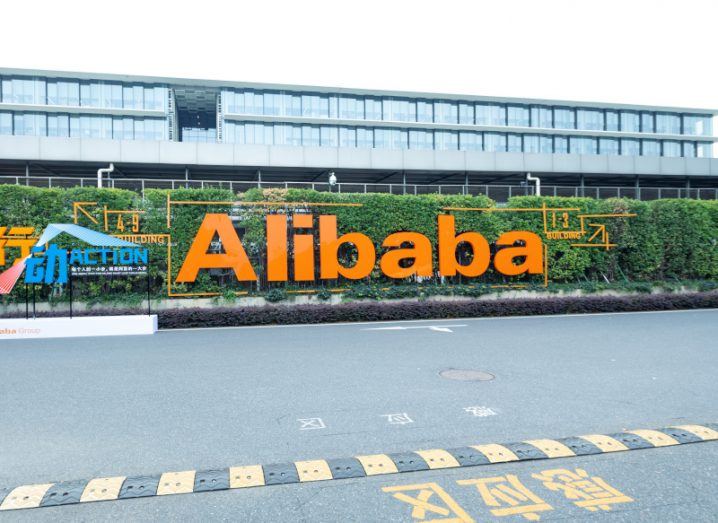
xmin=526 ymin=172 xmax=541 ymax=196
xmin=97 ymin=163 xmax=114 ymax=188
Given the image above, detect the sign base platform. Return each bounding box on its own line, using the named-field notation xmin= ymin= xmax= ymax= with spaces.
xmin=0 ymin=315 xmax=158 ymax=339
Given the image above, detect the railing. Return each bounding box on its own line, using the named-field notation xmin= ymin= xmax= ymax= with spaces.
xmin=0 ymin=175 xmax=716 ymax=202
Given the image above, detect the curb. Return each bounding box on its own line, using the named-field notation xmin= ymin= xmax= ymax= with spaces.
xmin=1 ymin=423 xmax=716 ymax=512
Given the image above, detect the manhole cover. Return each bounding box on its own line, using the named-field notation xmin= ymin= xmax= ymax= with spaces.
xmin=439 ymin=369 xmax=495 ymax=381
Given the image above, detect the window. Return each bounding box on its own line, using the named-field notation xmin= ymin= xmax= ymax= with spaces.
xmin=662 ymin=140 xmax=681 ymax=157
xmin=523 ymin=134 xmax=540 ymax=153
xmin=484 ymin=132 xmax=506 ymax=152
xmin=364 ymin=97 xmax=382 ymax=120
xmin=553 ymin=107 xmax=575 ymax=129
xmin=435 ymin=130 xmax=458 ymax=150
xmin=459 ymin=131 xmax=482 ymax=151
xmin=338 ymin=127 xmax=356 ymax=147
xmin=620 ymin=111 xmax=640 ymax=132
xmin=374 ymin=128 xmax=407 ymax=149
xmin=640 ymin=112 xmax=654 ymax=133
xmin=409 ymin=129 xmax=433 ymax=150
xmin=458 ymin=103 xmax=474 ymax=124
xmin=320 ymin=126 xmax=338 ymax=147
xmin=539 ymin=135 xmax=553 ymax=153
xmin=274 ymin=124 xmax=302 ymax=146
xmin=655 ymin=113 xmax=680 ymax=135
xmin=302 ymin=94 xmax=329 ymax=118
xmin=605 ymin=110 xmax=619 ymax=131
xmin=302 ymin=125 xmax=320 ymax=146
xmin=0 ymin=112 xmax=12 ymax=135
xmin=476 ymin=103 xmax=506 ymax=126
xmin=682 ymin=114 xmax=712 ymax=136
xmin=338 ymin=96 xmax=364 ymax=120
xmin=13 ymin=113 xmax=46 ymax=136
xmin=263 ymin=92 xmax=282 ymax=116
xmin=434 ymin=101 xmax=458 ymax=124
xmin=241 ymin=91 xmax=264 ymax=115
xmin=2 ymin=77 xmax=45 ymax=104
xmin=507 ymin=133 xmax=522 ymax=152
xmin=417 ymin=101 xmax=433 ymax=122
xmin=576 ymin=109 xmax=604 ymax=131
xmin=621 ymin=139 xmax=639 ymax=156
xmin=530 ymin=106 xmax=552 ymax=128
xmin=599 ymin=138 xmax=619 ymax=155
xmin=554 ymin=136 xmax=569 ymax=153
xmin=569 ymin=137 xmax=597 ymax=154
xmin=507 ymin=105 xmax=529 ymax=127
xmin=383 ymin=98 xmax=415 ymax=121
xmin=697 ymin=142 xmax=712 ymax=158
xmin=641 ymin=139 xmax=660 ymax=156
xmin=357 ymin=127 xmax=373 ymax=148
xmin=682 ymin=141 xmax=696 ymax=157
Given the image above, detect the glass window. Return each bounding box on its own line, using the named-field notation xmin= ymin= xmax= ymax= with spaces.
xmin=356 ymin=127 xmax=373 ymax=148
xmin=281 ymin=92 xmax=302 ymax=117
xmin=682 ymin=114 xmax=712 ymax=136
xmin=435 ymin=130 xmax=458 ymax=150
xmin=554 ymin=107 xmax=575 ymax=129
xmin=576 ymin=109 xmax=604 ymax=131
xmin=329 ymin=96 xmax=338 ymax=118
xmin=302 ymin=94 xmax=329 ymax=118
xmin=656 ymin=113 xmax=681 ymax=135
xmin=364 ymin=97 xmax=382 ymax=120
xmin=434 ymin=101 xmax=458 ymax=124
xmin=274 ymin=124 xmax=302 ymax=146
xmin=530 ymin=106 xmax=552 ymax=128
xmin=484 ymin=132 xmax=506 ymax=152
xmin=417 ymin=100 xmax=433 ymax=122
xmin=240 ymin=90 xmax=263 ymax=115
xmin=599 ymin=138 xmax=619 ymax=155
xmin=554 ymin=136 xmax=569 ymax=153
xmin=338 ymin=127 xmax=356 ymax=147
xmin=507 ymin=105 xmax=529 ymax=127
xmin=640 ymin=112 xmax=654 ymax=133
xmin=409 ymin=129 xmax=433 ymax=150
xmin=123 ymin=86 xmax=136 ymax=109
xmin=6 ymin=78 xmax=45 ymax=104
xmin=476 ymin=103 xmax=506 ymax=126
xmin=605 ymin=110 xmax=619 ymax=131
xmin=320 ymin=126 xmax=338 ymax=147
xmin=523 ymin=134 xmax=540 ymax=153
xmin=641 ymin=139 xmax=660 ymax=156
xmin=13 ymin=113 xmax=46 ymax=136
xmin=662 ymin=140 xmax=681 ymax=157
xmin=570 ymin=136 xmax=597 ymax=154
xmin=539 ymin=135 xmax=553 ymax=153
xmin=247 ymin=123 xmax=273 ymax=145
xmin=262 ymin=92 xmax=281 ymax=116
xmin=458 ymin=103 xmax=474 ymax=124
xmin=507 ymin=133 xmax=522 ymax=152
xmin=383 ymin=98 xmax=415 ymax=121
xmin=338 ymin=96 xmax=364 ymax=120
xmin=620 ymin=111 xmax=639 ymax=132
xmin=621 ymin=139 xmax=640 ymax=156
xmin=302 ymin=125 xmax=320 ymax=146
xmin=459 ymin=131 xmax=482 ymax=151
xmin=69 ymin=116 xmax=81 ymax=138
xmin=682 ymin=141 xmax=696 ymax=157
xmin=0 ymin=112 xmax=13 ymax=135
xmin=697 ymin=142 xmax=712 ymax=158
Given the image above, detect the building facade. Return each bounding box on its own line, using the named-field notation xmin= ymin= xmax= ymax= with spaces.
xmin=0 ymin=68 xmax=717 ymax=197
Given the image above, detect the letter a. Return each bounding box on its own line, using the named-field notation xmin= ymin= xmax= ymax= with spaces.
xmin=176 ymin=214 xmax=257 ymax=282
xmin=438 ymin=214 xmax=490 ymax=277
xmin=493 ymin=231 xmax=543 ymax=276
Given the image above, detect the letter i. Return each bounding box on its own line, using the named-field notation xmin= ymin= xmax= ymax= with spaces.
xmin=292 ymin=214 xmax=315 ymax=281
xmin=266 ymin=214 xmax=288 ymax=281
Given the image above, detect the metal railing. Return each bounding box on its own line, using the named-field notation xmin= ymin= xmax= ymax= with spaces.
xmin=0 ymin=175 xmax=716 ymax=202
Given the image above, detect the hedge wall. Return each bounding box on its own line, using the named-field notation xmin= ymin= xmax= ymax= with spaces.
xmin=0 ymin=184 xmax=716 ymax=304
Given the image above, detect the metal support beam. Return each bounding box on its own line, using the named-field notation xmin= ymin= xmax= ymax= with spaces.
xmin=257 ymin=170 xmax=262 ymax=188
xmin=635 ymin=176 xmax=641 ymax=200
xmin=579 ymin=174 xmax=585 ymax=197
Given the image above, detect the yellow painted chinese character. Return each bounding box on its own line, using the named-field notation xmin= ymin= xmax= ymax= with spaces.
xmin=382 ymin=482 xmax=474 ymax=522
xmin=458 ymin=475 xmax=552 ymax=521
xmin=0 ymin=227 xmax=35 ymax=266
xmin=531 ymin=468 xmax=633 ymax=512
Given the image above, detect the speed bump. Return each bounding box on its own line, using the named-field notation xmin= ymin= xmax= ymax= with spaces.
xmin=0 ymin=422 xmax=715 ymax=512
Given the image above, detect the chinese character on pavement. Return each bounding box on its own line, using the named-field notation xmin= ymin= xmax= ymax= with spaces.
xmin=458 ymin=475 xmax=552 ymax=521
xmin=25 ymin=244 xmax=68 ymax=284
xmin=382 ymin=413 xmax=414 ymax=425
xmin=464 ymin=406 xmax=497 ymax=417
xmin=383 ymin=482 xmax=474 ymax=522
xmin=0 ymin=227 xmax=35 ymax=266
xmin=297 ymin=418 xmax=326 ymax=430
xmin=532 ymin=468 xmax=633 ymax=512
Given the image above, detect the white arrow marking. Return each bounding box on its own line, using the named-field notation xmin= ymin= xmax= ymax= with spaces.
xmin=363 ymin=324 xmax=467 ymax=332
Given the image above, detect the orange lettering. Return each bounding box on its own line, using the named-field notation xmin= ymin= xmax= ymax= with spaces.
xmin=493 ymin=231 xmax=543 ymax=276
xmin=380 ymin=232 xmax=433 ymax=278
xmin=319 ymin=215 xmax=375 ymax=280
xmin=438 ymin=214 xmax=490 ymax=277
xmin=266 ymin=214 xmax=288 ymax=281
xmin=176 ymin=214 xmax=257 ymax=282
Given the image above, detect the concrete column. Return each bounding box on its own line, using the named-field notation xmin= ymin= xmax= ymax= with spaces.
xmin=635 ymin=176 xmax=641 ymax=200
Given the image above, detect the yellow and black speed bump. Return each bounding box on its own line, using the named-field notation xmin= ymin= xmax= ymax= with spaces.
xmin=0 ymin=423 xmax=716 ymax=512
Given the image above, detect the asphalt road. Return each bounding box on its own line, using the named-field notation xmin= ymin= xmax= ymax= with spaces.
xmin=0 ymin=309 xmax=717 ymax=521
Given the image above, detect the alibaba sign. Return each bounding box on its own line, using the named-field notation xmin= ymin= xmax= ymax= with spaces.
xmin=176 ymin=214 xmax=544 ymax=283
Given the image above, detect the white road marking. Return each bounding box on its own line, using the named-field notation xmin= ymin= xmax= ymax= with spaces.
xmin=382 ymin=413 xmax=414 ymax=425
xmin=298 ymin=417 xmax=326 ymax=430
xmin=464 ymin=406 xmax=498 ymax=417
xmin=363 ymin=324 xmax=467 ymax=332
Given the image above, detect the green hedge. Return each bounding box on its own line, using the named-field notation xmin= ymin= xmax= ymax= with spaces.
xmin=1 ymin=185 xmax=716 ymax=303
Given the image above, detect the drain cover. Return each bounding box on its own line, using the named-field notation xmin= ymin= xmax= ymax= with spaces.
xmin=439 ymin=369 xmax=495 ymax=381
